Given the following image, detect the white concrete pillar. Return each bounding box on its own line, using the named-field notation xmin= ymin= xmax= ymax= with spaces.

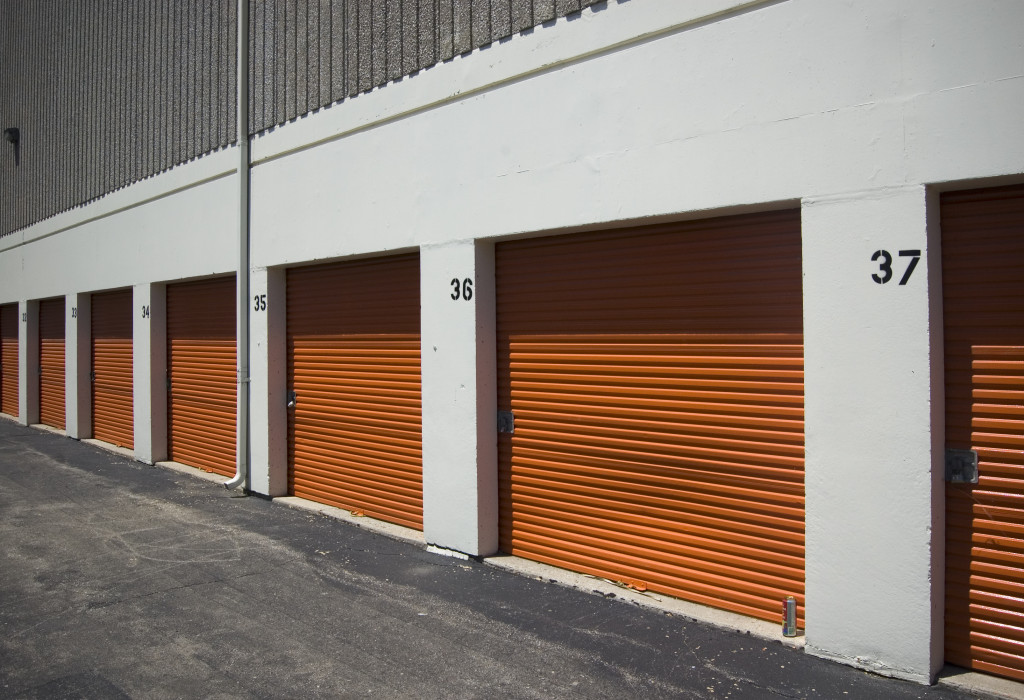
xmin=420 ymin=240 xmax=498 ymax=556
xmin=65 ymin=293 xmax=92 ymax=439
xmin=133 ymin=283 xmax=167 ymax=464
xmin=249 ymin=266 xmax=287 ymax=496
xmin=802 ymin=186 xmax=943 ymax=683
xmin=20 ymin=299 xmax=38 ymax=426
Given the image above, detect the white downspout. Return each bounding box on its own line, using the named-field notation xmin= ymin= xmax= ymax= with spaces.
xmin=225 ymin=0 xmax=250 ymax=491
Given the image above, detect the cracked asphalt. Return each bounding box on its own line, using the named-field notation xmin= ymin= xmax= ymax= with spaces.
xmin=0 ymin=418 xmax=979 ymax=699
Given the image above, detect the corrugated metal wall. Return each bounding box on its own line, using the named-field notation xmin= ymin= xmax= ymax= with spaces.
xmin=287 ymin=254 xmax=423 ymax=530
xmin=0 ymin=0 xmax=605 ymax=238
xmin=496 ymin=211 xmax=805 ymax=625
xmin=0 ymin=0 xmax=237 ymax=237
xmin=943 ymin=184 xmax=1024 ymax=682
xmin=248 ymin=0 xmax=604 ymax=133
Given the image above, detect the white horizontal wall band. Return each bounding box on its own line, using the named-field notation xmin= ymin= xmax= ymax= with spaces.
xmin=0 ymin=149 xmax=236 ymax=253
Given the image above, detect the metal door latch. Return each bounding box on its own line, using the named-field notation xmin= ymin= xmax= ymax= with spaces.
xmin=287 ymin=390 xmax=297 ymax=408
xmin=497 ymin=410 xmax=514 ymax=434
xmin=945 ymin=449 xmax=978 ymax=484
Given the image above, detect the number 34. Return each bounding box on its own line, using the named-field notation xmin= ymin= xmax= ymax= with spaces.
xmin=872 ymin=249 xmax=921 ymax=285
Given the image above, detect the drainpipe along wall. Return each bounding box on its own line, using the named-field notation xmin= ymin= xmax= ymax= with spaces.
xmin=226 ymin=0 xmax=250 ymax=491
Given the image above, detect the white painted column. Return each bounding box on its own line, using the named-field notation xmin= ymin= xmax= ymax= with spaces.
xmin=19 ymin=299 xmax=38 ymax=426
xmin=802 ymin=186 xmax=943 ymax=683
xmin=249 ymin=266 xmax=287 ymax=496
xmin=65 ymin=293 xmax=92 ymax=439
xmin=133 ymin=283 xmax=167 ymax=464
xmin=420 ymin=241 xmax=499 ymax=556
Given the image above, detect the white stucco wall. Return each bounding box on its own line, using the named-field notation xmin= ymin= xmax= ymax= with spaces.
xmin=803 ymin=187 xmax=943 ymax=682
xmin=1 ymin=0 xmax=1022 ymax=683
xmin=249 ymin=266 xmax=287 ymax=496
xmin=133 ymin=283 xmax=167 ymax=465
xmin=19 ymin=300 xmax=38 ymax=425
xmin=248 ymin=0 xmax=1024 ymax=267
xmin=420 ymin=241 xmax=498 ymax=556
xmin=0 ymin=152 xmax=237 ymax=304
xmin=65 ymin=293 xmax=91 ymax=439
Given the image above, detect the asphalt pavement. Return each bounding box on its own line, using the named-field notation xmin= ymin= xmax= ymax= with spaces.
xmin=0 ymin=418 xmax=993 ymax=699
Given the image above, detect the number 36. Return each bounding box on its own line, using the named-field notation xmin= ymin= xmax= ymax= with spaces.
xmin=450 ymin=278 xmax=473 ymax=301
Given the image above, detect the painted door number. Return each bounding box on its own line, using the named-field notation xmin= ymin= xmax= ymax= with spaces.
xmin=872 ymin=249 xmax=921 ymax=285
xmin=450 ymin=278 xmax=473 ymax=301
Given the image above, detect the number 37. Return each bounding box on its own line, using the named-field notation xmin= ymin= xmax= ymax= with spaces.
xmin=872 ymin=249 xmax=920 ymax=285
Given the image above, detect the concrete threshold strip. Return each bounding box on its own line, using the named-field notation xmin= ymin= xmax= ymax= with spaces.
xmin=40 ymin=426 xmax=1024 ymax=700
xmin=938 ymin=668 xmax=1024 ymax=700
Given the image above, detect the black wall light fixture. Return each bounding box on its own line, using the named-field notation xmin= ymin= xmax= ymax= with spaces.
xmin=4 ymin=127 xmax=19 ymax=166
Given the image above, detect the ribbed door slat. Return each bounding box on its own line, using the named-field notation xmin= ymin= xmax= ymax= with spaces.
xmin=287 ymin=254 xmax=422 ymax=530
xmin=167 ymin=277 xmax=236 ymax=476
xmin=0 ymin=304 xmax=17 ymax=416
xmin=38 ymin=298 xmax=65 ymax=430
xmin=497 ymin=211 xmax=804 ymax=625
xmin=91 ymin=289 xmax=133 ymax=448
xmin=943 ymin=183 xmax=1024 ymax=682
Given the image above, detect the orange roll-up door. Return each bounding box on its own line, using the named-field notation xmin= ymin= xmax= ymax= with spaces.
xmin=943 ymin=183 xmax=1024 ymax=682
xmin=91 ymin=289 xmax=134 ymax=449
xmin=39 ymin=298 xmax=66 ymax=430
xmin=0 ymin=304 xmax=17 ymax=416
xmin=166 ymin=277 xmax=236 ymax=476
xmin=287 ymin=253 xmax=422 ymax=530
xmin=496 ymin=210 xmax=805 ymax=625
